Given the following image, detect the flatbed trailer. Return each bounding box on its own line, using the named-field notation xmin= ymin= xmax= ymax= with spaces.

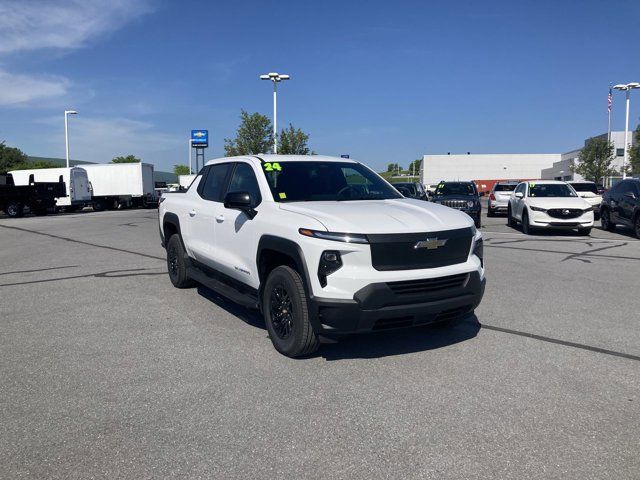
xmin=0 ymin=173 xmax=66 ymax=217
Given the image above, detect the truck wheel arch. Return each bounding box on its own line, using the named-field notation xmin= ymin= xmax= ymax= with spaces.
xmin=256 ymin=235 xmax=313 ymax=299
xmin=163 ymin=212 xmax=181 ymax=243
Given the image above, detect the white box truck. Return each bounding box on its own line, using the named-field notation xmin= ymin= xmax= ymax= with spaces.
xmin=9 ymin=167 xmax=91 ymax=211
xmin=81 ymin=163 xmax=157 ymax=211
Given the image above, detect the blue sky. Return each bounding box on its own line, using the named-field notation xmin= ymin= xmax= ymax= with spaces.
xmin=0 ymin=0 xmax=639 ymax=172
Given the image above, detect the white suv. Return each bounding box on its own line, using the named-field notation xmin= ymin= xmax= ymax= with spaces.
xmin=507 ymin=180 xmax=594 ymax=235
xmin=159 ymin=155 xmax=485 ymax=357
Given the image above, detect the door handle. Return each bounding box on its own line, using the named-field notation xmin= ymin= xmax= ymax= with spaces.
xmin=216 ymin=214 xmax=225 ymax=223
xmin=189 ymin=209 xmax=196 ymax=217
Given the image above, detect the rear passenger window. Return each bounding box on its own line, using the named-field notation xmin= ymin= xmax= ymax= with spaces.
xmin=199 ymin=163 xmax=232 ymax=202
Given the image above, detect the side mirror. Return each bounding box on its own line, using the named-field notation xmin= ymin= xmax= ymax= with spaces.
xmin=224 ymin=191 xmax=257 ymax=219
xmin=515 ymin=192 xmax=524 ymax=199
xmin=396 ymin=187 xmax=410 ymax=197
xmin=624 ymin=191 xmax=636 ymax=200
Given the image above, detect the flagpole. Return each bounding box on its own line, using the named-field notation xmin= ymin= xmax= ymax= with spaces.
xmin=607 ymin=83 xmax=612 ymax=143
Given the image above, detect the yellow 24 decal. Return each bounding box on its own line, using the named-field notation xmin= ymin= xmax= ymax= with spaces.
xmin=263 ymin=162 xmax=282 ymax=172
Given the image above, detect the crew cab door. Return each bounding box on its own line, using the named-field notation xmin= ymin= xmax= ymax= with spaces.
xmin=211 ymin=161 xmax=263 ymax=288
xmin=185 ymin=163 xmax=233 ymax=265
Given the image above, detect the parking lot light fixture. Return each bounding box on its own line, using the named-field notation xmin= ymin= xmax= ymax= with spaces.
xmin=64 ymin=110 xmax=78 ymax=168
xmin=613 ymin=83 xmax=640 ymax=179
xmin=260 ymin=72 xmax=290 ymax=154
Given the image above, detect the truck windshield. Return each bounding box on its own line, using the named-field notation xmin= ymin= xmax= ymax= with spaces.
xmin=260 ymin=161 xmax=402 ymax=202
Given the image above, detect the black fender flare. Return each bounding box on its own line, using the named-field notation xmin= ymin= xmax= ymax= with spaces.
xmin=256 ymin=235 xmax=314 ymax=300
xmin=161 ymin=212 xmax=181 ymax=247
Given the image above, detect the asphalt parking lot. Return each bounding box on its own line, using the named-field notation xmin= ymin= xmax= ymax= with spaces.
xmin=1 ymin=206 xmax=639 ymax=479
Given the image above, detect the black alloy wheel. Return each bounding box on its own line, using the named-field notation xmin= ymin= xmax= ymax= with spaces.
xmin=166 ymin=234 xmax=194 ymax=288
xmin=263 ymin=265 xmax=319 ymax=357
xmin=269 ymin=285 xmax=294 ymax=339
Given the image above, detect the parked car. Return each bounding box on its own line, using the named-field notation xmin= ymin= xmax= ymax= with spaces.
xmin=600 ymin=178 xmax=640 ymax=238
xmin=393 ymin=182 xmax=427 ymax=200
xmin=159 ymin=155 xmax=485 ymax=357
xmin=507 ymin=180 xmax=594 ymax=235
xmin=487 ymin=181 xmax=519 ymax=217
xmin=431 ymin=181 xmax=482 ymax=228
xmin=568 ymin=181 xmax=602 ymax=220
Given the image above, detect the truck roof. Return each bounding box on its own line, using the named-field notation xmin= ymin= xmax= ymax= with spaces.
xmin=205 ymin=155 xmax=357 ymax=166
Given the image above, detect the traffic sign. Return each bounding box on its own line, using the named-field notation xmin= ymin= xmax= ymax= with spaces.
xmin=191 ymin=130 xmax=208 ymax=148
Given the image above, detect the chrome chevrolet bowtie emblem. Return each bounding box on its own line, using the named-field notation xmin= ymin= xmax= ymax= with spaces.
xmin=414 ymin=238 xmax=447 ymax=250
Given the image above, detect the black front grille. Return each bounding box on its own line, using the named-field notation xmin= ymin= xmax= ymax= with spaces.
xmin=547 ymin=208 xmax=584 ymax=219
xmin=388 ymin=273 xmax=469 ymax=295
xmin=368 ymin=227 xmax=474 ymax=271
xmin=440 ymin=199 xmax=469 ymax=209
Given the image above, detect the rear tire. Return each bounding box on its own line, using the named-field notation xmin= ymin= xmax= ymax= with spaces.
xmin=263 ymin=265 xmax=319 ymax=358
xmin=166 ymin=234 xmax=195 ymax=288
xmin=5 ymin=201 xmax=24 ymax=218
xmin=601 ymin=208 xmax=615 ymax=231
xmin=93 ymin=199 xmax=106 ymax=212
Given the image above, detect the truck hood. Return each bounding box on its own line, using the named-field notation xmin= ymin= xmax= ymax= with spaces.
xmin=278 ymin=199 xmax=473 ymax=234
xmin=527 ymin=197 xmax=591 ymax=209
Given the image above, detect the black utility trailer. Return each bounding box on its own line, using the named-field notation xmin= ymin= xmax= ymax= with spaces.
xmin=0 ymin=173 xmax=66 ymax=218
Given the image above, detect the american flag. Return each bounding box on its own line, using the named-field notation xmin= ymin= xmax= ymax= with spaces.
xmin=608 ymin=86 xmax=612 ymax=112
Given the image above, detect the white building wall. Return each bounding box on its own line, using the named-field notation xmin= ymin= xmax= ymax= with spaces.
xmin=421 ymin=153 xmax=560 ymax=185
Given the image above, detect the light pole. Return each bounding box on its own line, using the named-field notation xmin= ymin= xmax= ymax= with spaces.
xmin=64 ymin=110 xmax=78 ymax=168
xmin=613 ymin=82 xmax=640 ymax=179
xmin=260 ymin=72 xmax=290 ymax=154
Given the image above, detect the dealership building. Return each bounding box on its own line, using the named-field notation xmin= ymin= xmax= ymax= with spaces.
xmin=422 ymin=131 xmax=633 ymax=191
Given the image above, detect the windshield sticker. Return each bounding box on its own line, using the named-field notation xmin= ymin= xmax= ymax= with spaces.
xmin=529 ymin=183 xmax=536 ymax=188
xmin=278 ymin=192 xmax=287 ymax=199
xmin=263 ymin=162 xmax=282 ymax=172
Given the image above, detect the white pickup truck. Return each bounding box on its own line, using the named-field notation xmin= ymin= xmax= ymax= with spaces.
xmin=159 ymin=155 xmax=485 ymax=357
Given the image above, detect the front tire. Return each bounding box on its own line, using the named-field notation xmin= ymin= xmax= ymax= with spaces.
xmin=263 ymin=265 xmax=319 ymax=358
xmin=507 ymin=205 xmax=517 ymax=228
xmin=634 ymin=213 xmax=640 ymax=239
xmin=166 ymin=234 xmax=195 ymax=288
xmin=601 ymin=209 xmax=615 ymax=231
xmin=578 ymin=227 xmax=592 ymax=236
xmin=521 ymin=210 xmax=533 ymax=235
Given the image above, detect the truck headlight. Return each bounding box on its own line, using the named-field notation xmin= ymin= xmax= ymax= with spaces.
xmin=318 ymin=250 xmax=342 ymax=287
xmin=299 ymin=228 xmax=368 ymax=244
xmin=473 ymin=238 xmax=483 ymax=268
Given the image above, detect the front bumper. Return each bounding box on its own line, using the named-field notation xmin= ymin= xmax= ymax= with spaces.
xmin=308 ymin=271 xmax=486 ymax=337
xmin=529 ymin=209 xmax=594 ymax=229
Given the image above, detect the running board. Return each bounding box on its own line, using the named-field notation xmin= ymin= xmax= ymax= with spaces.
xmin=187 ymin=266 xmax=259 ymax=309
